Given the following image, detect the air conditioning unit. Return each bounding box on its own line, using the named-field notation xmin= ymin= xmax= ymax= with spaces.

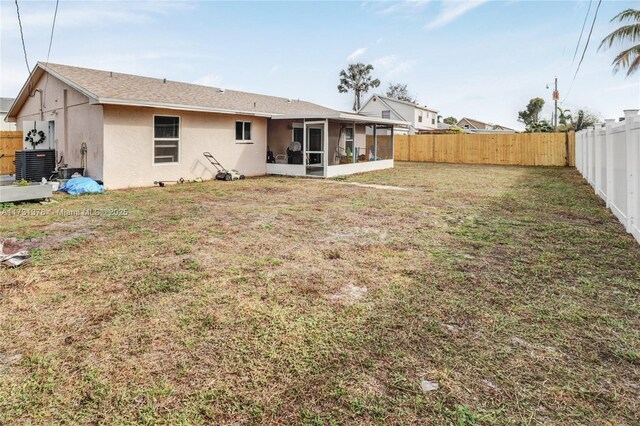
xmin=14 ymin=149 xmax=56 ymax=181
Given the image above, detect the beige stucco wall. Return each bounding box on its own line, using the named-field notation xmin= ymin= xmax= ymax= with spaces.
xmin=267 ymin=120 xmax=301 ymax=156
xmin=14 ymin=73 xmax=104 ymax=179
xmin=102 ymin=105 xmax=268 ymax=189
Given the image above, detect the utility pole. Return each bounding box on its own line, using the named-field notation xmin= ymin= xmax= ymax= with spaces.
xmin=552 ymin=77 xmax=559 ymax=132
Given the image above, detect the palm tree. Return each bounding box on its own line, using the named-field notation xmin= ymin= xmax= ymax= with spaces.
xmin=338 ymin=63 xmax=380 ymax=111
xmin=599 ymin=9 xmax=640 ymax=77
xmin=558 ymin=107 xmax=572 ymax=127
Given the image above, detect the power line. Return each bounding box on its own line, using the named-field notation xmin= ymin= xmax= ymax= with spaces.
xmin=572 ymin=0 xmax=592 ymax=64
xmin=45 ymin=0 xmax=59 ymax=64
xmin=43 ymin=0 xmax=60 ymax=107
xmin=574 ymin=0 xmax=602 ymax=78
xmin=15 ymin=0 xmax=30 ymax=74
xmin=564 ymin=0 xmax=602 ymax=103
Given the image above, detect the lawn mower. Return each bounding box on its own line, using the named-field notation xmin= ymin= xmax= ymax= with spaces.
xmin=203 ymin=152 xmax=245 ymax=181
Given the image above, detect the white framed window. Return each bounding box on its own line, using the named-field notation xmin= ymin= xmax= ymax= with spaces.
xmin=345 ymin=126 xmax=354 ymax=152
xmin=236 ymin=121 xmax=252 ymax=143
xmin=292 ymin=122 xmax=303 ymax=142
xmin=418 ymin=114 xmax=423 ymax=123
xmin=381 ymin=110 xmax=391 ymax=119
xmin=153 ymin=115 xmax=180 ymax=164
xmin=432 ymin=118 xmax=435 ymax=125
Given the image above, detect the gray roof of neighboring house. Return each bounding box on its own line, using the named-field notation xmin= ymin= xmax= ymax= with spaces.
xmin=10 ymin=62 xmax=338 ymax=118
xmin=457 ymin=117 xmax=514 ymax=131
xmin=0 ymin=97 xmax=15 ymax=113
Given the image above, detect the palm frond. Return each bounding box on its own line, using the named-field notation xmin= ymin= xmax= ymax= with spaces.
xmin=627 ymin=51 xmax=640 ymax=76
xmin=611 ymin=8 xmax=640 ymax=23
xmin=599 ymin=24 xmax=640 ymax=49
xmin=611 ymin=44 xmax=640 ymax=75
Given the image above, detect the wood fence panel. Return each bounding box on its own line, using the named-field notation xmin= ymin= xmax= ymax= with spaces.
xmin=0 ymin=131 xmax=23 ymax=175
xmin=567 ymin=132 xmax=576 ymax=166
xmin=395 ymin=132 xmax=575 ymax=167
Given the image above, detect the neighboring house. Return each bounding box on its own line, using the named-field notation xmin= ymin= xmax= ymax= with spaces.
xmin=358 ymin=94 xmax=439 ymax=134
xmin=456 ymin=117 xmax=514 ymax=133
xmin=6 ymin=63 xmax=407 ymax=189
xmin=0 ymin=97 xmax=17 ymax=130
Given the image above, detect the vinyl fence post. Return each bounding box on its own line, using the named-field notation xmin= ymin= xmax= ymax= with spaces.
xmin=587 ymin=126 xmax=596 ymax=189
xmin=594 ymin=125 xmax=601 ymax=195
xmin=624 ymin=109 xmax=639 ymax=233
xmin=604 ymin=119 xmax=615 ymax=208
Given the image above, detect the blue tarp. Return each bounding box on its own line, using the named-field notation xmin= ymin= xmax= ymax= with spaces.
xmin=58 ymin=177 xmax=105 ymax=195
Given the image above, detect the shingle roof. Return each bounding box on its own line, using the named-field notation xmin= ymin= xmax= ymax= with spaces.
xmin=40 ymin=62 xmax=337 ymax=117
xmin=457 ymin=117 xmax=513 ymax=131
xmin=0 ymin=97 xmax=15 ymax=113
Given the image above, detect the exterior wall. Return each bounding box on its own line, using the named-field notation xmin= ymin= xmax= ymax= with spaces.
xmin=266 ymin=163 xmax=305 ymax=176
xmin=267 ymin=119 xmax=302 ymax=156
xmin=326 ymin=159 xmax=394 ymax=178
xmin=360 ymin=98 xmax=406 ymax=123
xmin=359 ymin=96 xmax=436 ymax=134
xmin=0 ymin=112 xmax=16 ymax=130
xmin=415 ymin=109 xmax=438 ymax=129
xmin=14 ymin=73 xmax=104 ymax=179
xmin=102 ymin=105 xmax=268 ymax=189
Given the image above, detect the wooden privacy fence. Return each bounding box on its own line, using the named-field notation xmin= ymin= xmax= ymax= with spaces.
xmin=0 ymin=131 xmax=23 ymax=175
xmin=394 ymin=132 xmax=575 ymax=166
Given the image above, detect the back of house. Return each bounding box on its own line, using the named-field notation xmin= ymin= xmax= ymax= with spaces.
xmin=6 ymin=63 xmax=406 ymax=188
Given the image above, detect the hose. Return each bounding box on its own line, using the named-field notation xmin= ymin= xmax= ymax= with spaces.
xmin=80 ymin=142 xmax=87 ymax=176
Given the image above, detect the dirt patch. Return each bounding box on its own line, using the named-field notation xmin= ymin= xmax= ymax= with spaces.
xmin=328 ymin=283 xmax=368 ymax=305
xmin=328 ymin=180 xmax=417 ymax=192
xmin=22 ymin=219 xmax=98 ymax=250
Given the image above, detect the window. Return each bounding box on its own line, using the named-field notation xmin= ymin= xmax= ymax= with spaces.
xmin=236 ymin=121 xmax=252 ymax=142
xmin=381 ymin=110 xmax=390 ymax=119
xmin=292 ymin=124 xmax=303 ymax=143
xmin=154 ymin=116 xmax=179 ymax=164
xmin=432 ymin=118 xmax=435 ymax=125
xmin=418 ymin=114 xmax=423 ymax=123
xmin=345 ymin=127 xmax=354 ymax=152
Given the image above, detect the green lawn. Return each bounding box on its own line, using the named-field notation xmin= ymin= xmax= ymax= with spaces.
xmin=1 ymin=162 xmax=638 ymax=425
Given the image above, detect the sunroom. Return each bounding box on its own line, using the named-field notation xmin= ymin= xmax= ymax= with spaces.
xmin=266 ymin=113 xmax=407 ymax=178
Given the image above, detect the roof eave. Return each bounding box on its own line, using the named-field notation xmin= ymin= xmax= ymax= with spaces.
xmin=94 ymin=98 xmax=275 ymax=118
xmin=270 ymin=112 xmax=409 ymax=126
xmin=6 ymin=62 xmax=101 ymax=121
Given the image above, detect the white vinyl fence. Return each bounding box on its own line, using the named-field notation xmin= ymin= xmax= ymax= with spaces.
xmin=575 ymin=109 xmax=640 ymax=244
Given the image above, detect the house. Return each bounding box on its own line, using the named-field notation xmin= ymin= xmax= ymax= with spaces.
xmin=1 ymin=98 xmax=17 ymax=130
xmin=358 ymin=94 xmax=439 ymax=134
xmin=456 ymin=117 xmax=514 ymax=133
xmin=6 ymin=63 xmax=407 ymax=189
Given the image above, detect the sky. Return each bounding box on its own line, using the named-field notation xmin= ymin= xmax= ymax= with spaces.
xmin=1 ymin=0 xmax=639 ymax=130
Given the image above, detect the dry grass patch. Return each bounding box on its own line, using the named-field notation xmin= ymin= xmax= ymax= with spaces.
xmin=0 ymin=162 xmax=638 ymax=425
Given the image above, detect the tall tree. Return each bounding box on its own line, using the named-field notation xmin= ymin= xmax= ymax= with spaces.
xmin=556 ymin=107 xmax=599 ymax=131
xmin=518 ymin=97 xmax=545 ymax=129
xmin=386 ymin=83 xmax=416 ymax=103
xmin=338 ymin=63 xmax=381 ymax=111
xmin=599 ymin=9 xmax=640 ymax=77
xmin=571 ymin=109 xmax=600 ymax=131
xmin=443 ymin=116 xmax=458 ymax=125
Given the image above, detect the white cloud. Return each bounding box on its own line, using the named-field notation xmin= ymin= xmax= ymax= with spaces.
xmin=347 ymin=47 xmax=367 ymax=61
xmin=425 ymin=0 xmax=487 ymax=30
xmin=372 ymin=55 xmax=398 ymax=69
xmin=193 ymin=74 xmax=223 ymax=87
xmin=1 ymin=1 xmax=193 ymax=38
xmin=376 ymin=0 xmax=430 ymax=16
xmin=372 ymin=55 xmax=415 ymax=79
